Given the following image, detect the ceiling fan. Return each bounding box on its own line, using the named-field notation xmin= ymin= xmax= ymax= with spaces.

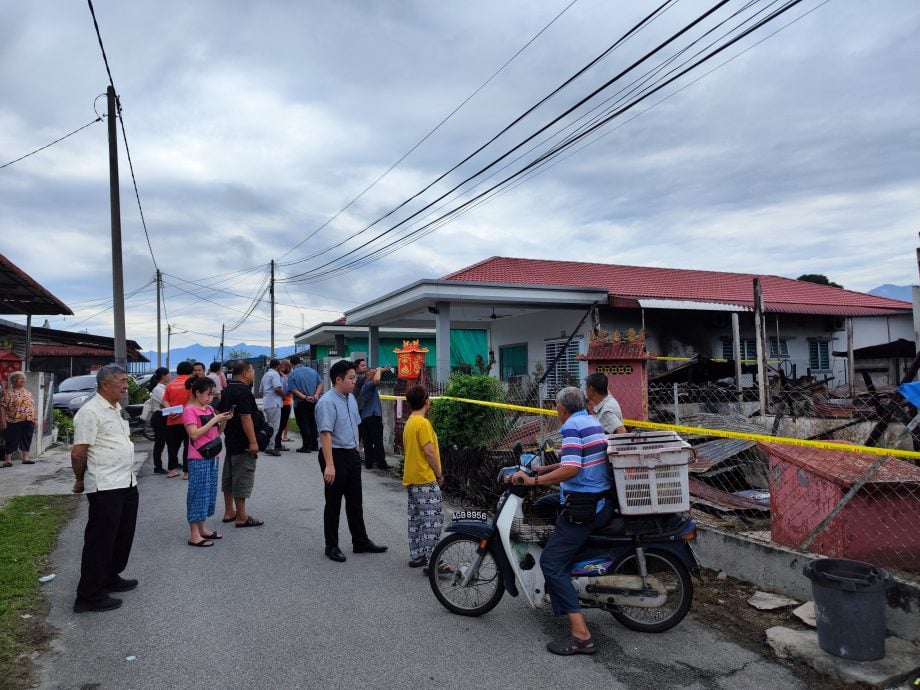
xmin=489 ymin=306 xmax=513 ymax=320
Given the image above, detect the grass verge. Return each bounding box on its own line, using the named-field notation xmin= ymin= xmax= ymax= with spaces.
xmin=0 ymin=494 xmax=80 ymax=689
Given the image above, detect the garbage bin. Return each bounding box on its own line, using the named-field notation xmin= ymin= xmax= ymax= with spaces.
xmin=803 ymin=558 xmax=889 ymax=661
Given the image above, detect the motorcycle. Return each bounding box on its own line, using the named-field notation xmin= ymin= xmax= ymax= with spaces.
xmin=124 ymin=404 xmax=157 ymax=441
xmin=428 ymin=438 xmax=700 ymax=633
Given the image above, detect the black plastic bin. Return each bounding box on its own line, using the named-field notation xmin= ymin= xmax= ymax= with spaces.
xmin=803 ymin=558 xmax=889 ymax=661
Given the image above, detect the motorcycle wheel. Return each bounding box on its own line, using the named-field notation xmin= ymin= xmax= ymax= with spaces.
xmin=143 ymin=421 xmax=156 ymax=441
xmin=609 ymin=549 xmax=692 ymax=633
xmin=428 ymin=533 xmax=505 ymax=617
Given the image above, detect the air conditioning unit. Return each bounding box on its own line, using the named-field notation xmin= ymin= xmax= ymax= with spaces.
xmin=711 ymin=312 xmax=727 ymax=328
xmin=829 ymin=317 xmax=845 ymax=331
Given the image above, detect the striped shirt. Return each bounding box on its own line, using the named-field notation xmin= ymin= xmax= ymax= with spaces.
xmin=559 ymin=410 xmax=611 ymax=502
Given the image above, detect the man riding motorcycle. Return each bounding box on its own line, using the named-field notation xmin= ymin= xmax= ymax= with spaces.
xmin=510 ymin=386 xmax=614 ymax=656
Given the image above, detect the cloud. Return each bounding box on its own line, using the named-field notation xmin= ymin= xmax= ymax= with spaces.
xmin=1 ymin=0 xmax=919 ymax=351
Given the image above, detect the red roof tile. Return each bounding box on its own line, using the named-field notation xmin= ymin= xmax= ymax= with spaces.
xmin=442 ymin=257 xmax=910 ymax=317
xmin=31 ymin=344 xmax=149 ymax=362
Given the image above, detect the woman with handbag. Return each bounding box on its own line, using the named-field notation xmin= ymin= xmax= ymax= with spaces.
xmin=182 ymin=377 xmax=233 ymax=547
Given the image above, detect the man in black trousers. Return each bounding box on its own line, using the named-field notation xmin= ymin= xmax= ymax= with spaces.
xmin=71 ymin=364 xmax=139 ymax=613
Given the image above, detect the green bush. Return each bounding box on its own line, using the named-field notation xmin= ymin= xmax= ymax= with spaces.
xmin=128 ymin=378 xmax=149 ymax=405
xmin=52 ymin=409 xmax=73 ymax=445
xmin=429 ymin=373 xmax=506 ymax=449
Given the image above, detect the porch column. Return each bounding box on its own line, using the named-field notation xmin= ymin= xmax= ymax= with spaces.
xmin=368 ymin=326 xmax=379 ymax=367
xmin=731 ymin=312 xmax=742 ymax=395
xmin=24 ymin=315 xmax=32 ymax=372
xmin=435 ymin=301 xmax=451 ymax=383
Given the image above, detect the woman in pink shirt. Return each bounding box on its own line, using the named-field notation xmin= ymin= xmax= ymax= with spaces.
xmin=182 ymin=377 xmax=232 ymax=547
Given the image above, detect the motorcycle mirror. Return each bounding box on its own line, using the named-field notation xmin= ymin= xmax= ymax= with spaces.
xmin=512 ymin=442 xmax=523 ymax=459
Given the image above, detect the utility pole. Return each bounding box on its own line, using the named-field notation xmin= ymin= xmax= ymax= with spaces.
xmin=219 ymin=323 xmax=225 ymax=363
xmin=166 ymin=324 xmax=172 ymax=370
xmin=107 ymin=85 xmax=127 ymax=372
xmin=270 ymin=259 xmax=275 ymax=357
xmin=753 ymin=278 xmax=770 ymax=416
xmin=156 ymin=269 xmax=162 ymax=368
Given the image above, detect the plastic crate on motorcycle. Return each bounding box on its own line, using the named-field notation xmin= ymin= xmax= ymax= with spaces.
xmin=607 ymin=431 xmax=691 ymax=515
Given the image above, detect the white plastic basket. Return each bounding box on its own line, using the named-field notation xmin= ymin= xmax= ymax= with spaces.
xmin=608 ymin=431 xmax=690 ymax=515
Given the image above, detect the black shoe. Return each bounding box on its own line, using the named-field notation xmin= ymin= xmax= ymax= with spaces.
xmin=264 ymin=448 xmax=282 ymax=457
xmin=73 ymin=595 xmax=123 ymax=613
xmin=274 ymin=446 xmax=289 ymax=452
xmin=296 ymin=447 xmax=311 ymax=453
xmin=325 ymin=546 xmax=346 ymax=563
xmin=103 ymin=576 xmax=138 ymax=593
xmin=353 ymin=541 xmax=388 ymax=554
xmin=152 ymin=467 xmax=168 ymax=475
xmin=375 ymin=463 xmax=391 ymax=470
xmin=364 ymin=464 xmax=374 ymax=470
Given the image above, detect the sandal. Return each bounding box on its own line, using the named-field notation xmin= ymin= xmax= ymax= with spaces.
xmin=22 ymin=460 xmax=35 ymax=465
xmin=187 ymin=539 xmax=214 ymax=548
xmin=200 ymin=532 xmax=222 ymax=540
xmin=408 ymin=557 xmax=427 ymax=568
xmin=1 ymin=461 xmax=12 ymax=468
xmin=221 ymin=515 xmax=237 ymax=523
xmin=166 ymin=470 xmax=180 ymax=478
xmin=546 ymin=635 xmax=597 ymax=656
xmin=235 ymin=516 xmax=264 ymax=528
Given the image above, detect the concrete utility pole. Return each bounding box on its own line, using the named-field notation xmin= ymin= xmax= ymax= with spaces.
xmin=156 ymin=269 xmax=162 ymax=368
xmin=219 ymin=323 xmax=225 ymax=363
xmin=107 ymin=85 xmax=127 ymax=371
xmin=753 ymin=278 xmax=769 ymax=416
xmin=731 ymin=312 xmax=742 ymax=397
xmin=270 ymin=259 xmax=275 ymax=357
xmin=166 ymin=324 xmax=172 ymax=370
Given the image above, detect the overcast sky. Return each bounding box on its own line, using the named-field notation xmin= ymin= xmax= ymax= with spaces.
xmin=2 ymin=0 xmax=918 ymax=351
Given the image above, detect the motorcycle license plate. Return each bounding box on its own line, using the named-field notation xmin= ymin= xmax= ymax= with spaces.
xmin=452 ymin=510 xmax=490 ymax=522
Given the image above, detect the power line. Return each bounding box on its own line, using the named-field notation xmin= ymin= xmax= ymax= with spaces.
xmin=86 ymin=0 xmax=160 ymax=273
xmin=0 ymin=117 xmax=102 ymax=170
xmin=281 ymin=0 xmax=818 ymax=285
xmin=277 ymin=0 xmax=582 ymax=263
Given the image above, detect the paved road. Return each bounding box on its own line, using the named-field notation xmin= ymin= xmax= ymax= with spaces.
xmin=38 ymin=439 xmax=804 ymax=689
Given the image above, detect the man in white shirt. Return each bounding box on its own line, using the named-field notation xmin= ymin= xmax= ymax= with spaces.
xmin=584 ymin=371 xmax=627 ymax=434
xmin=71 ymin=364 xmax=139 ymax=613
xmin=259 ymin=359 xmax=284 ymax=457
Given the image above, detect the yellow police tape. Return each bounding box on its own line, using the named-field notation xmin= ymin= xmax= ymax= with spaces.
xmin=380 ymin=394 xmax=920 ymax=461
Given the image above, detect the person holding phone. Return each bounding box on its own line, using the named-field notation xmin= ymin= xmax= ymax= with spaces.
xmin=183 ymin=377 xmax=233 ymax=547
xmin=215 ymin=360 xmax=264 ymax=528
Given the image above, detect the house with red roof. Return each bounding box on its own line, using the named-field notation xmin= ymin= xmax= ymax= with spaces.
xmin=297 ymin=256 xmax=913 ymax=392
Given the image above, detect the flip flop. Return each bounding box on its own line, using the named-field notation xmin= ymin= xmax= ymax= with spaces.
xmin=546 ymin=635 xmax=597 ymax=656
xmin=235 ymin=516 xmax=264 ymax=528
xmin=221 ymin=515 xmax=237 ymax=523
xmin=200 ymin=532 xmax=223 ymax=540
xmin=166 ymin=471 xmax=180 ymax=478
xmin=187 ymin=539 xmax=214 ymax=548
xmin=22 ymin=460 xmax=35 ymax=464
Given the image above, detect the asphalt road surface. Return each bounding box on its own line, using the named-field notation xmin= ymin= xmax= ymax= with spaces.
xmin=38 ymin=442 xmax=804 ymax=689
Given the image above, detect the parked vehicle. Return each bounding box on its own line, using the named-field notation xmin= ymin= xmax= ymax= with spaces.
xmin=428 ymin=440 xmax=700 ymax=633
xmin=53 ymin=375 xmax=98 ymax=415
xmin=124 ymin=403 xmax=157 ymax=441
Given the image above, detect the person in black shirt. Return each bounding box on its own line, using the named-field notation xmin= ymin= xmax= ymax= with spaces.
xmin=216 ymin=360 xmax=264 ymax=527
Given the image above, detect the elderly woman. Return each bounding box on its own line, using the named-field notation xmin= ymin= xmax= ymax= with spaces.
xmin=0 ymin=372 xmax=37 ymax=467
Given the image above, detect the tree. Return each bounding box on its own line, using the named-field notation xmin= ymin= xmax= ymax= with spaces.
xmin=797 ymin=274 xmax=843 ymax=289
xmin=227 ymin=349 xmax=252 ymax=360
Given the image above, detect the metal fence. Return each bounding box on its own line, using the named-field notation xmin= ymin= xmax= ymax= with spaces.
xmin=391 ymin=372 xmax=920 ymax=578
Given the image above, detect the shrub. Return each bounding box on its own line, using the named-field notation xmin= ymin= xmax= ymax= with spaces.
xmin=128 ymin=378 xmax=149 ymax=405
xmin=429 ymin=373 xmax=506 ymax=449
xmin=52 ymin=409 xmax=74 ymax=445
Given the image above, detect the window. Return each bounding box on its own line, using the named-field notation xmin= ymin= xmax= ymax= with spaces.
xmin=809 ymin=340 xmax=831 ymax=371
xmin=544 ymin=337 xmax=584 ymax=394
xmin=499 ymin=344 xmax=528 ymax=381
xmin=720 ymin=338 xmax=756 ymax=361
xmin=768 ymin=337 xmax=789 ymax=358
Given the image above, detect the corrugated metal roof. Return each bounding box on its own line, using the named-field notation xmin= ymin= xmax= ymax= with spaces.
xmin=759 ymin=442 xmax=920 ymax=487
xmin=442 ymin=257 xmax=911 ymax=317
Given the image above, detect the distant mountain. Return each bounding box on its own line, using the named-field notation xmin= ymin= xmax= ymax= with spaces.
xmin=140 ymin=342 xmax=300 ymax=368
xmin=868 ymin=284 xmax=913 ymax=302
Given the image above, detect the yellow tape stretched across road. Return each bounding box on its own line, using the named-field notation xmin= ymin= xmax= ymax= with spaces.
xmin=380 ymin=394 xmax=920 ymax=461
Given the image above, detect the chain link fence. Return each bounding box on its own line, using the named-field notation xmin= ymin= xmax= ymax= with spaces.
xmin=386 ymin=362 xmax=920 ymax=579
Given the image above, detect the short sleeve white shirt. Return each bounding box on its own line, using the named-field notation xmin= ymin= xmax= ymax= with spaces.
xmin=73 ymin=393 xmax=136 ymax=493
xmin=594 ymin=395 xmax=625 ymax=434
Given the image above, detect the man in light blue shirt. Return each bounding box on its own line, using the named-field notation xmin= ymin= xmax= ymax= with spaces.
xmin=259 ymin=359 xmax=284 ymax=456
xmin=314 ymin=359 xmax=387 ymax=563
xmin=358 ymin=366 xmax=391 ymax=470
xmin=288 ymin=355 xmax=322 ymax=453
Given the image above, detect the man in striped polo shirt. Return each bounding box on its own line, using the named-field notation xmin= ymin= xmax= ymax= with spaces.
xmin=513 ymin=386 xmax=614 ymax=656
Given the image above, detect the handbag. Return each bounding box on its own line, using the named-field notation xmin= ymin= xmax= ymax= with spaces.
xmin=196 ymin=436 xmax=223 ymax=459
xmin=193 ymin=408 xmax=223 ymax=458
xmin=252 ymin=408 xmax=273 ymax=451
xmin=561 ymin=491 xmax=604 ymax=525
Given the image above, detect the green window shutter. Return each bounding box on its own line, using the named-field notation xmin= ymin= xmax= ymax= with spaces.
xmin=499 ymin=344 xmax=527 ymax=381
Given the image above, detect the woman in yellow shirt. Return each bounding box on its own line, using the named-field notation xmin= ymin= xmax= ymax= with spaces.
xmin=402 ymin=385 xmax=444 ymax=569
